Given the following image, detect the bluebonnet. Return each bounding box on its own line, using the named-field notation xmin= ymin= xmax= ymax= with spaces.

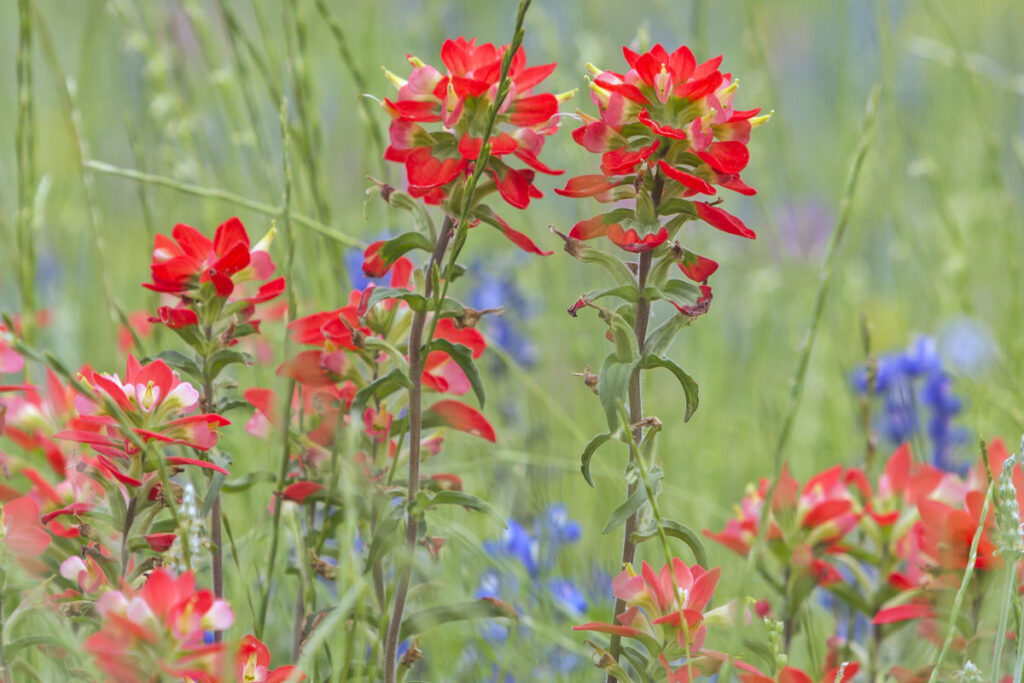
xmin=852 ymin=335 xmax=968 ymax=473
xmin=467 ymin=504 xmax=588 ymax=679
xmin=468 ymin=260 xmax=536 ymax=368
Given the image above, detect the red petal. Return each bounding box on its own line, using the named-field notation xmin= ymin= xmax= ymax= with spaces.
xmin=658 ymin=160 xmax=715 ymax=195
xmin=406 ymin=147 xmax=467 ymax=188
xmin=694 ymin=202 xmax=756 ymax=239
xmin=427 ymin=400 xmax=496 ymax=441
xmin=606 ymin=225 xmax=668 ymax=253
xmin=873 ymin=603 xmax=934 ymax=624
xmin=554 ymin=175 xmax=619 ymax=199
xmin=165 ymin=456 xmax=229 ymax=475
xmin=283 ymin=481 xmax=324 ymax=502
xmin=695 ymin=141 xmax=749 ymax=174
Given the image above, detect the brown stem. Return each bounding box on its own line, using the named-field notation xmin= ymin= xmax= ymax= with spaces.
xmin=382 ymin=216 xmax=455 ymax=682
xmin=606 ymin=249 xmax=654 ymax=681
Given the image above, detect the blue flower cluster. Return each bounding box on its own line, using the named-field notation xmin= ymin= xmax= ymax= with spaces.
xmin=467 ymin=505 xmax=587 ymax=680
xmin=852 ymin=336 xmax=968 ymax=473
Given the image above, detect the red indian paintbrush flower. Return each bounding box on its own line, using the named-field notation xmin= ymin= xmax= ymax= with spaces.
xmin=54 ymin=355 xmax=229 ymax=485
xmin=380 ymin=37 xmax=567 ymax=255
xmin=85 ymin=569 xmax=233 ymax=682
xmin=236 ymin=634 xmax=305 ymax=682
xmin=575 ymin=558 xmax=734 ymax=676
xmin=557 ymin=43 xmax=768 ymax=254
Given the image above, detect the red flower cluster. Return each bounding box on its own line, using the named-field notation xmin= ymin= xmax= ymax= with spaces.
xmin=575 ymin=558 xmax=736 ymax=679
xmin=557 ymin=43 xmax=766 ymax=259
xmin=143 ymin=217 xmax=284 ymax=333
xmin=85 ymin=569 xmax=235 ymax=682
xmin=382 ymin=37 xmax=565 ymax=255
xmin=55 ymin=355 xmax=230 ymax=486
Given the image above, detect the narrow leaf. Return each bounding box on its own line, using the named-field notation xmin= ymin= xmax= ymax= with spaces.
xmin=351 ymin=368 xmax=412 ymax=413
xmin=631 ymin=519 xmax=709 ymax=568
xmin=640 ymin=355 xmax=699 ymax=421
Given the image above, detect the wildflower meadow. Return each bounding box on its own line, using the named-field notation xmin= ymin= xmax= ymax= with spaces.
xmin=2 ymin=0 xmax=1024 ymax=681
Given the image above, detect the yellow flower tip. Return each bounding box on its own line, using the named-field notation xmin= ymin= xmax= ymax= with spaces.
xmin=555 ymin=88 xmax=578 ymax=103
xmin=252 ymin=226 xmax=277 ymax=253
xmin=407 ymin=55 xmax=425 ymax=69
xmin=624 ymin=562 xmax=639 ymax=578
xmin=584 ymin=62 xmax=603 ymax=77
xmin=750 ymin=110 xmax=774 ymax=128
xmin=720 ymin=80 xmax=739 ymax=96
xmin=383 ymin=68 xmax=408 ymax=89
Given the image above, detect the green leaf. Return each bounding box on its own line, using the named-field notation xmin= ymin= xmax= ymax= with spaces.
xmin=581 ymin=431 xmax=620 ymax=487
xmin=351 ymin=368 xmax=412 ymax=413
xmin=642 ymin=314 xmax=693 ymax=357
xmin=639 ymin=355 xmax=699 ymax=421
xmin=377 ymin=231 xmax=433 ymax=264
xmin=200 ymin=451 xmax=233 ymax=518
xmin=597 ymin=355 xmax=637 ymax=431
xmin=5 ymin=636 xmax=68 ymax=658
xmin=363 ymin=505 xmax=403 ymax=573
xmin=631 ymin=519 xmax=709 ymax=568
xmin=221 ymin=470 xmax=276 ymax=492
xmin=656 ymin=197 xmax=698 ymax=219
xmin=658 ymin=279 xmax=702 ymax=310
xmin=206 ymin=349 xmax=251 ymax=379
xmin=363 ymin=287 xmax=428 ymax=313
xmin=602 ymin=483 xmax=648 ymax=535
xmin=146 ymin=350 xmax=202 ymax=381
xmin=589 ymin=284 xmax=639 ymax=304
xmin=411 ymin=490 xmax=506 ymax=528
xmin=399 ymin=598 xmax=517 ymax=641
xmin=428 ymin=338 xmax=485 ymax=407
xmin=362 ymin=337 xmax=411 ymax=375
xmin=580 ymin=249 xmax=636 ymax=288
xmin=824 ymin=582 xmax=874 ymax=616
xmin=384 ymin=191 xmax=436 ymax=238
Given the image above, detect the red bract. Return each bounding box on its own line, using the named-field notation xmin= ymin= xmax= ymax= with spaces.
xmin=0 ymin=323 xmax=24 ymax=374
xmin=575 ymin=558 xmax=732 ymax=675
xmin=145 ymin=218 xmax=278 ymax=297
xmin=739 ymin=663 xmax=860 ymax=683
xmin=85 ymin=569 xmax=233 ymax=682
xmin=845 ymin=444 xmax=943 ymax=526
xmin=381 ymin=37 xmax=564 ymax=253
xmin=558 ymin=43 xmax=767 ymax=254
xmin=236 ymin=634 xmax=305 ymax=682
xmin=54 ymin=355 xmax=229 ymax=482
xmin=1 ymin=496 xmax=51 ymax=560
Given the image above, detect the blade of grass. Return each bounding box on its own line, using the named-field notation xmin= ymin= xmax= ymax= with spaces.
xmin=81 ymin=160 xmax=362 ymax=249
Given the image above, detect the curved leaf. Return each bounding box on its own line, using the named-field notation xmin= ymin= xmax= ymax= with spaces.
xmin=363 ymin=287 xmax=428 ymax=313
xmin=631 ymin=519 xmax=709 ymax=568
xmin=351 ymin=368 xmax=412 ymax=413
xmin=639 ymin=355 xmax=699 ymax=421
xmin=581 ymin=431 xmax=620 ymax=487
xmin=597 ymin=355 xmax=637 ymax=431
xmin=377 ymin=231 xmax=433 ymax=264
xmin=412 ymin=489 xmax=506 ymax=527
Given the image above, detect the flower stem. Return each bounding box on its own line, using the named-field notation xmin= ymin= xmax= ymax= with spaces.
xmin=382 ymin=216 xmax=455 ymax=683
xmin=607 ymin=249 xmax=653 ymax=683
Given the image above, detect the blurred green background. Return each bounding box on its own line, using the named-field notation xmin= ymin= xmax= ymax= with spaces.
xmin=2 ymin=0 xmax=1023 ymax=677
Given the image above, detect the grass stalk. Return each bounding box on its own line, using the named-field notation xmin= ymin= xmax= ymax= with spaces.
xmin=80 ymin=160 xmax=362 ymax=248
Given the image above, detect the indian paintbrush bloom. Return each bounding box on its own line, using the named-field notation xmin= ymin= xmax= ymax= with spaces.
xmin=54 ymin=355 xmax=229 ymax=485
xmin=557 ymin=43 xmax=768 ymax=255
xmin=85 ymin=568 xmax=233 ymax=682
xmin=380 ymin=37 xmax=566 ymax=255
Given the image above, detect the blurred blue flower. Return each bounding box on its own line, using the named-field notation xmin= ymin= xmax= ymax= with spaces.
xmin=938 ymin=317 xmax=998 ymax=377
xmin=468 ymin=261 xmax=536 ymax=367
xmin=853 ymin=335 xmax=968 ymax=473
xmin=471 ymin=505 xmax=587 ymax=678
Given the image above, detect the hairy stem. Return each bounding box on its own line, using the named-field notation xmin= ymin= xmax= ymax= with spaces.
xmin=382 ymin=216 xmax=455 ymax=682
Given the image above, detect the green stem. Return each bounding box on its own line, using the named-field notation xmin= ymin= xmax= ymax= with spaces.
xmin=607 ymin=249 xmax=653 ymax=683
xmin=991 ymin=565 xmax=1016 ymax=682
xmin=80 ymin=160 xmax=362 ymax=248
xmin=927 ymin=484 xmax=993 ymax=683
xmin=15 ymin=0 xmax=37 ymax=345
xmin=382 ymin=216 xmax=455 ymax=683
